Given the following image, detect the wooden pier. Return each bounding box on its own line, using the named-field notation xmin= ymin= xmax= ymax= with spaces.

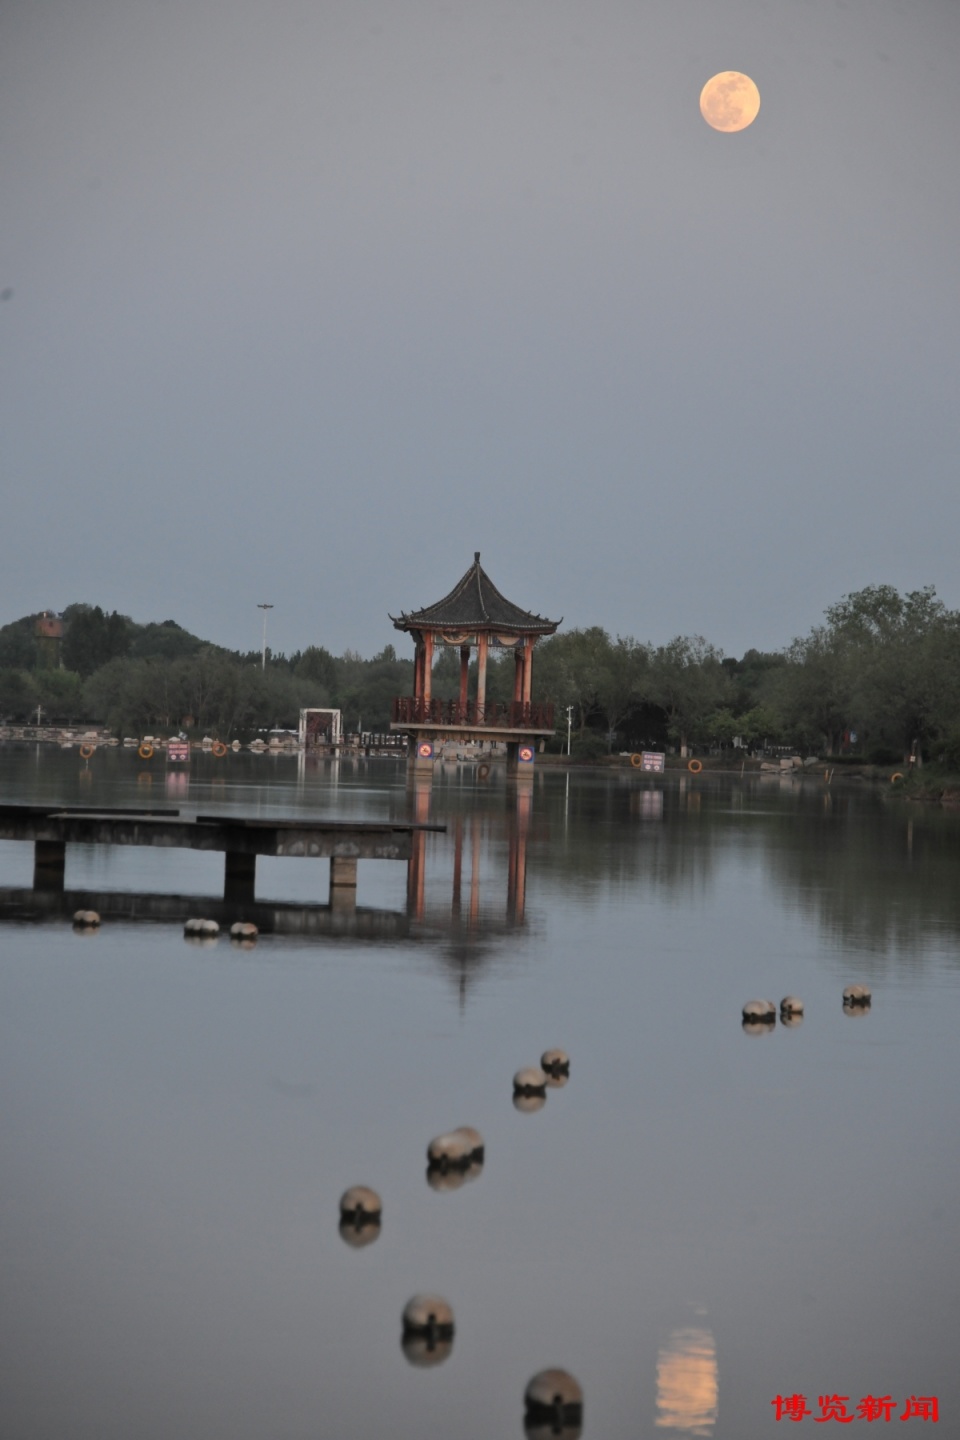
xmin=0 ymin=804 xmax=445 ymax=907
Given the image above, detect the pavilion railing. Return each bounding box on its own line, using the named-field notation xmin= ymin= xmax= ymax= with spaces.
xmin=392 ymin=698 xmax=555 ymax=730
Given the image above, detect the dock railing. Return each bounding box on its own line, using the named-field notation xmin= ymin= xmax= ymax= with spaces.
xmin=392 ymin=698 xmax=554 ymax=730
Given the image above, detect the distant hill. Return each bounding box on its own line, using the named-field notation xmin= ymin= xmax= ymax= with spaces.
xmin=0 ymin=605 xmax=212 ymax=677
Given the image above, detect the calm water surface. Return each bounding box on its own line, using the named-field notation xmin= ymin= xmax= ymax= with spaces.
xmin=1 ymin=747 xmax=958 ymax=1439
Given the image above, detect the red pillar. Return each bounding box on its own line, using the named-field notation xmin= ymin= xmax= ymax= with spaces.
xmin=459 ymin=645 xmax=470 ymax=713
xmin=413 ymin=637 xmax=424 ymax=700
xmin=513 ymin=646 xmax=524 ymax=703
xmin=522 ymin=638 xmax=533 ymax=705
xmin=476 ymin=633 xmax=488 ymax=718
xmin=423 ymin=632 xmax=434 ymax=705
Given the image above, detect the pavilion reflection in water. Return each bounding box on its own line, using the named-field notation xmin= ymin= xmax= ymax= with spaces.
xmin=655 ymin=1326 xmax=718 ymax=1437
xmin=405 ymin=770 xmax=531 ymax=928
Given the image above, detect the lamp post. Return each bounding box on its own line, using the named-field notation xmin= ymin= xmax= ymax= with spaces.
xmin=566 ymin=705 xmax=574 ymax=757
xmin=257 ymin=603 xmax=274 ymax=670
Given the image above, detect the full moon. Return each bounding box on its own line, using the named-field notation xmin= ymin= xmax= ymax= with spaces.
xmin=699 ymin=71 xmax=761 ymax=133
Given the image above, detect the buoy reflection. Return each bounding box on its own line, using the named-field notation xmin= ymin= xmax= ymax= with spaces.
xmin=655 ymin=1326 xmax=718 ymax=1436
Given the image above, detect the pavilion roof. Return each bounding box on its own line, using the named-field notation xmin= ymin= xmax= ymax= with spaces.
xmin=390 ymin=553 xmax=560 ymax=636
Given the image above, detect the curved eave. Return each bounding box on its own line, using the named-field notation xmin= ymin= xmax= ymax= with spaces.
xmin=390 ymin=614 xmax=561 ymax=637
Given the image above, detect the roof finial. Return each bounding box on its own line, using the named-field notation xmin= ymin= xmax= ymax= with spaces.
xmin=474 ymin=551 xmax=480 ymax=564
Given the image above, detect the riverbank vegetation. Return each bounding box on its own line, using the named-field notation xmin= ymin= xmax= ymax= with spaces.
xmin=2 ymin=585 xmax=959 ymax=762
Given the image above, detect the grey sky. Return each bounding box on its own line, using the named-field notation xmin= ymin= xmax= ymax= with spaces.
xmin=2 ymin=0 xmax=958 ymax=660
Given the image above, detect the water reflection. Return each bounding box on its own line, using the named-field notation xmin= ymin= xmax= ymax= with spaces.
xmin=3 ymin=751 xmax=960 ymax=979
xmin=1 ymin=749 xmax=959 ymax=1437
xmin=655 ymin=1326 xmax=718 ymax=1436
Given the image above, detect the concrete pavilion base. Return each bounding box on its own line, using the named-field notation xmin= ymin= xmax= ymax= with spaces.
xmin=394 ymin=725 xmax=548 ymax=775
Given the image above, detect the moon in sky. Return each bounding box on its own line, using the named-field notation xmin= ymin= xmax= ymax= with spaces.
xmin=699 ymin=71 xmax=761 ymax=133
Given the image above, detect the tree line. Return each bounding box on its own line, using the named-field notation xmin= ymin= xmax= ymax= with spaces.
xmin=2 ymin=586 xmax=959 ymax=763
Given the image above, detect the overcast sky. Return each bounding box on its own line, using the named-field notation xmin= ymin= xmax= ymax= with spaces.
xmin=2 ymin=0 xmax=958 ymax=660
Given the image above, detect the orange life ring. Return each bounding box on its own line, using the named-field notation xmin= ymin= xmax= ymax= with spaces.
xmin=890 ymin=772 xmax=904 ymax=784
xmin=138 ymin=742 xmax=154 ymax=760
xmin=477 ymin=763 xmax=490 ymax=780
xmin=687 ymin=758 xmax=703 ymax=774
xmin=79 ymin=743 xmax=95 ymax=759
xmin=212 ymin=741 xmax=227 ymax=757
xmin=630 ymin=753 xmax=643 ymax=768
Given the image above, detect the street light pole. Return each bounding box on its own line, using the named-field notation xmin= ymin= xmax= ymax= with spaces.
xmin=257 ymin=603 xmax=274 ymax=670
xmin=566 ymin=705 xmax=574 ymax=757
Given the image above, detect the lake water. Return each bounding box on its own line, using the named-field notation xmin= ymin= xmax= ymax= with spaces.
xmin=1 ymin=747 xmax=957 ymax=1439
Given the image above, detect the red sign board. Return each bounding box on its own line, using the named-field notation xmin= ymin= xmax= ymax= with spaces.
xmin=641 ymin=751 xmax=665 ymax=772
xmin=167 ymin=741 xmax=190 ymax=763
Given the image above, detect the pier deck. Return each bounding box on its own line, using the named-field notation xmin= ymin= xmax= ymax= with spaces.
xmin=0 ymin=804 xmax=445 ymax=905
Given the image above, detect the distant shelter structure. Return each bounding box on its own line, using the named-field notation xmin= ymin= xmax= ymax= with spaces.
xmin=390 ymin=553 xmax=560 ymax=769
xmin=34 ymin=611 xmax=63 ymax=669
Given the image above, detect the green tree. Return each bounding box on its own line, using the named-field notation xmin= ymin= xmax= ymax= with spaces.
xmin=533 ymin=627 xmax=613 ymax=736
xmin=62 ymin=605 xmax=132 ymax=677
xmin=0 ymin=617 xmax=39 ymax=671
xmin=0 ymin=669 xmax=38 ymax=722
xmin=649 ymin=636 xmax=730 ymax=753
xmin=294 ymin=645 xmax=338 ymax=692
xmin=34 ymin=669 xmax=84 ymax=724
xmin=594 ymin=636 xmax=651 ymax=749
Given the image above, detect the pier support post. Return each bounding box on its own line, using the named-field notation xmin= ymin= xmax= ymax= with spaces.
xmin=33 ymin=840 xmax=66 ymax=892
xmin=224 ymin=851 xmax=256 ymax=904
xmin=506 ymin=739 xmax=535 ymax=782
xmin=407 ymin=735 xmax=436 ymax=772
xmin=330 ymin=855 xmax=358 ymax=912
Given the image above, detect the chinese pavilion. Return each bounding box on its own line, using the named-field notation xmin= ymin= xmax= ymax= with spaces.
xmin=390 ymin=553 xmax=560 ymax=759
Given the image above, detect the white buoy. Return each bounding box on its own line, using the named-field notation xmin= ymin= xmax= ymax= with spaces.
xmin=338 ymin=1185 xmax=382 ymax=1246
xmin=426 ymin=1157 xmax=483 ymax=1191
xmin=843 ymin=983 xmax=872 ymax=1007
xmin=401 ymin=1295 xmax=454 ymax=1362
xmin=514 ymin=1066 xmax=548 ymax=1097
xmin=184 ymin=918 xmax=219 ymax=937
xmin=339 ymin=1185 xmax=381 ymax=1223
xmin=229 ymin=921 xmax=258 ymax=942
xmin=780 ymin=996 xmax=804 ymax=1016
xmin=403 ymin=1294 xmax=453 ymax=1333
xmin=427 ymin=1130 xmax=472 ymax=1171
xmin=741 ymin=1000 xmax=776 ymax=1023
xmin=541 ymin=1049 xmax=570 ymax=1078
xmin=72 ymin=909 xmax=100 ymax=928
xmin=453 ymin=1125 xmax=484 ymax=1161
xmin=524 ymin=1369 xmax=584 ymax=1433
